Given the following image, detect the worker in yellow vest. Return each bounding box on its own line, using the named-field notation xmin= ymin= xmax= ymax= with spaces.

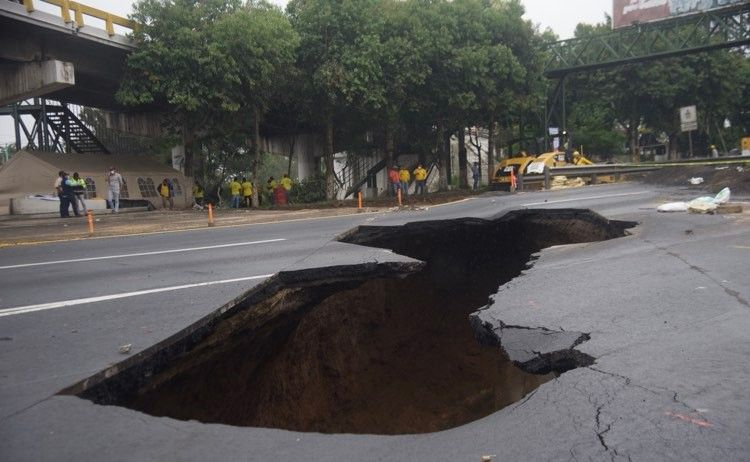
xmin=280 ymin=174 xmax=293 ymax=203
xmin=72 ymin=172 xmax=87 ymax=211
xmin=229 ymin=177 xmax=241 ymax=208
xmin=398 ymin=165 xmax=410 ymax=197
xmin=159 ymin=178 xmax=173 ymax=210
xmin=192 ymin=181 xmax=204 ymax=210
xmin=412 ymin=163 xmax=427 ymax=195
xmin=241 ymin=177 xmax=253 ymax=207
xmin=266 ymin=176 xmax=277 ymax=206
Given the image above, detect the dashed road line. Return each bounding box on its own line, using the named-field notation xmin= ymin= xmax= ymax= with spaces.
xmin=522 ymin=191 xmax=650 ymax=207
xmin=0 ymin=274 xmax=273 ymax=318
xmin=0 ymin=239 xmax=286 ymax=270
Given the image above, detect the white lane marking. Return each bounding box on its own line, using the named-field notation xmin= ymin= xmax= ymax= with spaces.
xmin=0 ymin=274 xmax=273 ymax=318
xmin=0 ymin=239 xmax=286 ymax=270
xmin=522 ymin=191 xmax=650 ymax=207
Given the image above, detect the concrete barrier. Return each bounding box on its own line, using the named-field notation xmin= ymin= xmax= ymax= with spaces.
xmin=10 ymin=197 xmax=108 ymax=215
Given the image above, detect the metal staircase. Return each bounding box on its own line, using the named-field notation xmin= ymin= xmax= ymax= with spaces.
xmin=1 ymin=101 xmax=110 ymax=154
xmin=42 ymin=105 xmax=110 ymax=154
xmin=338 ymin=154 xmax=387 ymax=198
xmin=338 ymin=154 xmax=441 ymax=198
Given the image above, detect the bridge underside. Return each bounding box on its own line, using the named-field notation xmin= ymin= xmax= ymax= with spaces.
xmin=0 ymin=6 xmax=131 ymax=110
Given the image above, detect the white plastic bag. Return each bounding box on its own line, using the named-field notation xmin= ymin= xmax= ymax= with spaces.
xmin=658 ymin=188 xmax=731 ymax=214
xmin=687 ymin=188 xmax=731 ymax=213
xmin=713 ymin=187 xmax=731 ymax=204
xmin=657 ymin=202 xmax=689 ymax=212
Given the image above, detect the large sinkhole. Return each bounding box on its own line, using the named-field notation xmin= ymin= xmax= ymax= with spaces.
xmin=61 ymin=209 xmax=635 ymax=434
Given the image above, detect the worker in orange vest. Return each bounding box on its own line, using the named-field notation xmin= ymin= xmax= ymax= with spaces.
xmin=388 ymin=165 xmax=400 ymax=196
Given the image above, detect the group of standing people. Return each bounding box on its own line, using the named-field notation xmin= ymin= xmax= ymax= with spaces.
xmin=55 ymin=171 xmax=85 ymax=218
xmin=228 ymin=177 xmax=254 ymax=208
xmin=265 ymin=174 xmax=293 ymax=206
xmin=225 ymin=173 xmax=294 ymax=209
xmin=55 ymin=166 xmax=123 ymax=218
xmin=388 ymin=163 xmax=428 ymax=196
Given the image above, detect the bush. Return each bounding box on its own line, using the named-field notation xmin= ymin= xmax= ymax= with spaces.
xmin=289 ymin=175 xmax=327 ymax=203
xmin=573 ymin=128 xmax=626 ymax=160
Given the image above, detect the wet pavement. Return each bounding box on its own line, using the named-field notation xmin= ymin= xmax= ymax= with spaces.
xmin=1 ymin=183 xmax=749 ymax=461
xmin=0 ymin=206 xmax=380 ymax=246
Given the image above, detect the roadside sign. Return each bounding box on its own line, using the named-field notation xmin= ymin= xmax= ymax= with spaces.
xmin=742 ymin=137 xmax=750 ymax=156
xmin=680 ymin=106 xmax=697 ymax=132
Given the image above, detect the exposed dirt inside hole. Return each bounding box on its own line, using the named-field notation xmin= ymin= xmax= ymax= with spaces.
xmin=65 ymin=209 xmax=635 ymax=435
xmin=126 ymin=273 xmax=551 ymax=434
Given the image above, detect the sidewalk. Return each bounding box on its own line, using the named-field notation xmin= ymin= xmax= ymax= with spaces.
xmin=0 ymin=206 xmax=380 ymax=247
xmin=0 ymin=189 xmax=484 ymax=247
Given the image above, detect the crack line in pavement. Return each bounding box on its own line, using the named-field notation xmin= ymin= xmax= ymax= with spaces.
xmin=642 ymin=238 xmax=749 ymax=309
xmin=0 ymin=396 xmax=54 ymax=426
xmin=585 ymin=364 xmax=715 ymax=458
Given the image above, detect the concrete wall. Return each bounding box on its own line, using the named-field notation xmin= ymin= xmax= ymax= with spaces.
xmin=10 ymin=197 xmax=108 ymax=215
xmin=0 ymin=151 xmax=192 ymax=214
xmin=0 ymin=60 xmax=75 ymax=106
xmin=261 ymin=133 xmax=323 ymax=181
xmin=450 ymin=131 xmax=491 ymax=186
xmin=103 ymin=111 xmax=163 ymax=138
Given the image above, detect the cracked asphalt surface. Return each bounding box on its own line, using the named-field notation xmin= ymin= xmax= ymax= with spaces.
xmin=1 ymin=182 xmax=749 ymax=461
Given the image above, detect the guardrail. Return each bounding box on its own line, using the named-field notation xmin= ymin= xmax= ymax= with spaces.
xmin=517 ymin=164 xmax=661 ymax=191
xmin=645 ymin=155 xmax=750 ymax=167
xmin=516 ymin=155 xmax=750 ymax=191
xmin=21 ymin=0 xmax=137 ymax=36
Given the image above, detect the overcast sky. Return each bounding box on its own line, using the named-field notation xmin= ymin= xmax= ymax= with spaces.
xmin=38 ymin=0 xmax=613 ymax=40
xmin=1 ymin=0 xmax=610 ymax=144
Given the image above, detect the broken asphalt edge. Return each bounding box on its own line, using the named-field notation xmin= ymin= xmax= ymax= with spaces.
xmin=470 ymin=313 xmax=595 ymax=375
xmin=58 ymin=260 xmax=424 ymax=403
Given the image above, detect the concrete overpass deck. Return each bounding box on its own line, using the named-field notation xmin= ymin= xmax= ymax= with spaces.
xmin=1 ymin=0 xmax=134 ymax=109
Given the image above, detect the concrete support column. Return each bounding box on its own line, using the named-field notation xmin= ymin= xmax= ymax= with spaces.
xmin=0 ymin=60 xmax=75 ymax=106
xmin=171 ymin=145 xmax=186 ymax=173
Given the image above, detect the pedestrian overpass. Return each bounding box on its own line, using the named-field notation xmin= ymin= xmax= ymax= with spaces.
xmin=0 ymin=0 xmax=162 ymax=154
xmin=1 ymin=0 xmax=136 ymax=109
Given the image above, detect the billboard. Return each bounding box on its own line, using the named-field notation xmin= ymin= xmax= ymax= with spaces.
xmin=613 ymin=0 xmax=746 ymax=29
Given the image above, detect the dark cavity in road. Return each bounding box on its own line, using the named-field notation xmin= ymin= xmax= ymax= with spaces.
xmin=61 ymin=209 xmax=635 ymax=434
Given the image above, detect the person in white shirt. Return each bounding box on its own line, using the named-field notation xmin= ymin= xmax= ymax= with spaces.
xmin=106 ymin=166 xmax=124 ymax=213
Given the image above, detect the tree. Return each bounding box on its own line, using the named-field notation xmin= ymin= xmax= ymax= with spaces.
xmin=118 ymin=0 xmax=297 ymax=182
xmin=287 ymin=0 xmax=385 ymax=198
xmin=475 ymin=0 xmax=537 ymax=182
xmin=118 ymin=0 xmax=244 ymax=177
xmin=211 ymin=2 xmax=299 ymax=204
xmin=565 ymin=16 xmax=748 ymax=161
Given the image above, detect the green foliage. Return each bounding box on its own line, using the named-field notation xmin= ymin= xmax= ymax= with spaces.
xmin=564 ymin=16 xmax=748 ymax=159
xmin=289 ymin=174 xmax=327 ymax=203
xmin=0 ymin=143 xmax=17 ymax=164
xmin=118 ymin=0 xmax=299 ymax=176
xmin=114 ymin=0 xmax=743 ymax=183
xmin=572 ymin=127 xmax=626 ymax=160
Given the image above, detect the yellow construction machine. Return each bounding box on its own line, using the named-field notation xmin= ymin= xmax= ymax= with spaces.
xmin=490 ymin=150 xmax=594 ymax=191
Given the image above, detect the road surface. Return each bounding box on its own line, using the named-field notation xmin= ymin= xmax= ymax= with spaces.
xmin=1 ymin=183 xmax=748 ymax=461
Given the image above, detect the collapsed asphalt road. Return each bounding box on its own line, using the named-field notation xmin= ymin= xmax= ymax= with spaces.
xmin=64 ymin=209 xmax=632 ymax=435
xmin=1 ymin=183 xmax=749 ymax=461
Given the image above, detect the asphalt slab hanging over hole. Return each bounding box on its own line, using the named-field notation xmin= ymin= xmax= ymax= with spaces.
xmin=61 ymin=209 xmax=635 ymax=434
